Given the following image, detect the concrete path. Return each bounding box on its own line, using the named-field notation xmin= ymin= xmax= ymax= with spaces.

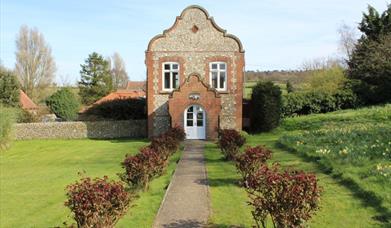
xmin=153 ymin=140 xmax=210 ymax=228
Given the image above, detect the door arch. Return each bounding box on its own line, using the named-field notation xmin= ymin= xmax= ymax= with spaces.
xmin=184 ymin=105 xmax=206 ymax=139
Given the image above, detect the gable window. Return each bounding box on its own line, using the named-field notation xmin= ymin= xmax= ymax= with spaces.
xmin=210 ymin=62 xmax=226 ymax=91
xmin=162 ymin=62 xmax=179 ymax=91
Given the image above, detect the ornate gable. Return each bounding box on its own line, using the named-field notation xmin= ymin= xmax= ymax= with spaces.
xmin=147 ymin=5 xmax=244 ymax=53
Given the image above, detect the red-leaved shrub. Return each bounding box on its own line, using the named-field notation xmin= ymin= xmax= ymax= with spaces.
xmin=246 ymin=164 xmax=321 ymax=228
xmin=150 ymin=126 xmax=185 ymax=157
xmin=217 ymin=129 xmax=246 ymax=160
xmin=166 ymin=125 xmax=186 ymax=142
xmin=121 ymin=127 xmax=185 ymax=191
xmin=120 ymin=147 xmax=163 ymax=190
xmin=65 ymin=176 xmax=130 ymax=228
xmin=140 ymin=146 xmax=167 ymax=177
xmin=235 ymin=146 xmax=272 ymax=186
xmin=150 ymin=134 xmax=178 ymax=157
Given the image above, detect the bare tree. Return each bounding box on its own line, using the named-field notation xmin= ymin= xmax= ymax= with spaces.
xmin=109 ymin=52 xmax=128 ymax=90
xmin=337 ymin=23 xmax=358 ymax=60
xmin=15 ymin=25 xmax=56 ymax=98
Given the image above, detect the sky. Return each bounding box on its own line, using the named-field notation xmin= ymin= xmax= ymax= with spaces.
xmin=0 ymin=0 xmax=389 ymax=85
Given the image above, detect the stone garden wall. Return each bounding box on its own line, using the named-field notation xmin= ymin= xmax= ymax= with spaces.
xmin=14 ymin=120 xmax=146 ymax=140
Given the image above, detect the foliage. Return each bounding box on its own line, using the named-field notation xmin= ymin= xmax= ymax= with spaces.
xmin=65 ymin=176 xmax=130 ymax=228
xmin=15 ymin=25 xmax=56 ymax=100
xmin=286 ymin=80 xmax=294 ymax=93
xmin=120 ymin=149 xmax=159 ymax=191
xmin=347 ymin=4 xmax=391 ymax=105
xmin=235 ymin=146 xmax=272 ymax=186
xmin=306 ymin=65 xmax=347 ymax=94
xmin=250 ymin=81 xmax=282 ymax=132
xmin=149 ymin=133 xmax=181 ymax=158
xmin=85 ymin=98 xmax=146 ymax=120
xmin=45 ymin=88 xmax=80 ymax=121
xmin=347 ymin=34 xmax=391 ymax=104
xmin=165 ymin=125 xmax=186 ymax=142
xmin=279 ymin=104 xmax=391 ymax=212
xmin=16 ymin=108 xmax=39 ymax=123
xmin=78 ymin=52 xmax=113 ymax=105
xmin=109 ymin=52 xmax=128 ymax=90
xmin=205 ymin=134 xmax=386 ymax=227
xmin=217 ymin=129 xmax=246 ymax=160
xmin=120 ymin=127 xmax=185 ymax=191
xmin=358 ymin=4 xmax=391 ymax=40
xmin=246 ymin=164 xmax=321 ymax=228
xmin=282 ymin=89 xmax=359 ymax=117
xmin=0 ymin=68 xmax=20 ymax=107
xmin=0 ymin=107 xmax=16 ymax=150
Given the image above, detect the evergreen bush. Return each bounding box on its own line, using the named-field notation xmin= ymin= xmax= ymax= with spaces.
xmin=250 ymin=81 xmax=282 ymax=132
xmin=46 ymin=88 xmax=80 ymax=121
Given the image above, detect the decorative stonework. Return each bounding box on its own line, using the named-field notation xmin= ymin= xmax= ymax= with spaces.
xmin=147 ymin=5 xmax=244 ymax=138
xmin=148 ymin=7 xmax=243 ymax=53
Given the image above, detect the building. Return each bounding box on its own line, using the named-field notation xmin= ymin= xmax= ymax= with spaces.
xmin=19 ymin=90 xmax=38 ymax=113
xmin=146 ymin=5 xmax=245 ymax=140
xmin=93 ymin=90 xmax=146 ymax=105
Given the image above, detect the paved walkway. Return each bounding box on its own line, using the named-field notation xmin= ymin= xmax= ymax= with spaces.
xmin=153 ymin=140 xmax=210 ymax=228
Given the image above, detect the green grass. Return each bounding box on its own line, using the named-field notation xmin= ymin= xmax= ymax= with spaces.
xmin=279 ymin=104 xmax=391 ymax=221
xmin=206 ymin=105 xmax=391 ymax=227
xmin=0 ymin=139 xmax=180 ymax=227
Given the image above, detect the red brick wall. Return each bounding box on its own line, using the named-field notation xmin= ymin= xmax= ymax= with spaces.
xmin=168 ymin=75 xmax=221 ymax=139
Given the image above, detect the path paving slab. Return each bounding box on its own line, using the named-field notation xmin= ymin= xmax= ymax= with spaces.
xmin=153 ymin=140 xmax=210 ymax=228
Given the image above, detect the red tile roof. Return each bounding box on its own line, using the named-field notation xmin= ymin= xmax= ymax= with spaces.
xmin=19 ymin=90 xmax=38 ymax=110
xmin=93 ymin=90 xmax=146 ymax=105
xmin=125 ymin=81 xmax=145 ymax=91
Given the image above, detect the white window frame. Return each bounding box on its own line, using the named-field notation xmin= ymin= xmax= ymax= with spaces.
xmin=162 ymin=62 xmax=180 ymax=91
xmin=209 ymin=62 xmax=227 ymax=91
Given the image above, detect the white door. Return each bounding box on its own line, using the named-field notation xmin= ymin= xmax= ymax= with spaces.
xmin=184 ymin=105 xmax=206 ymax=140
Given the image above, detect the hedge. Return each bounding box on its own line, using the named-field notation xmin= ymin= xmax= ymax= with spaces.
xmin=282 ymin=89 xmax=359 ymax=117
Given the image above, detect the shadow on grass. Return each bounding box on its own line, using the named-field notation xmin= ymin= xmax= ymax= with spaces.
xmin=277 ymin=142 xmax=391 ymax=225
xmin=161 ymin=219 xmax=204 ymax=228
xmin=195 ymin=177 xmax=240 ymax=187
xmin=206 ymin=224 xmax=245 ymax=228
xmin=204 ymin=156 xmax=228 ymax=164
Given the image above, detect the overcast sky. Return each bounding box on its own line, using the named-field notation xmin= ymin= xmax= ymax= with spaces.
xmin=0 ymin=0 xmax=389 ymax=84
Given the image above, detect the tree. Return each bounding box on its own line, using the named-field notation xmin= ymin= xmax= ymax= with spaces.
xmin=358 ymin=4 xmax=391 ymax=40
xmin=348 ymin=34 xmax=391 ymax=104
xmin=78 ymin=52 xmax=112 ymax=105
xmin=0 ymin=65 xmax=20 ymax=107
xmin=46 ymin=88 xmax=80 ymax=121
xmin=337 ymin=23 xmax=357 ymax=59
xmin=347 ymin=4 xmax=391 ymax=104
xmin=301 ymin=58 xmax=347 ymax=94
xmin=109 ymin=52 xmax=128 ymax=90
xmin=15 ymin=25 xmax=56 ymax=99
xmin=286 ymin=80 xmax=294 ymax=93
xmin=250 ymin=81 xmax=282 ymax=132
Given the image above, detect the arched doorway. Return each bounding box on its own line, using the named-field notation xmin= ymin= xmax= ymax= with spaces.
xmin=184 ymin=105 xmax=206 ymax=139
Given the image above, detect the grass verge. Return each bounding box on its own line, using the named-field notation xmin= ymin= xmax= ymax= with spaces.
xmin=205 ymin=131 xmax=385 ymax=227
xmin=0 ymin=139 xmax=180 ymax=227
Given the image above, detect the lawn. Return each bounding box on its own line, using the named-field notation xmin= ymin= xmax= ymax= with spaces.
xmin=0 ymin=139 xmax=180 ymax=227
xmin=206 ymin=105 xmax=391 ymax=227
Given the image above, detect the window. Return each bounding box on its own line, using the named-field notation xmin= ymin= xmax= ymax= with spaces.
xmin=162 ymin=62 xmax=179 ymax=91
xmin=209 ymin=62 xmax=226 ymax=90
